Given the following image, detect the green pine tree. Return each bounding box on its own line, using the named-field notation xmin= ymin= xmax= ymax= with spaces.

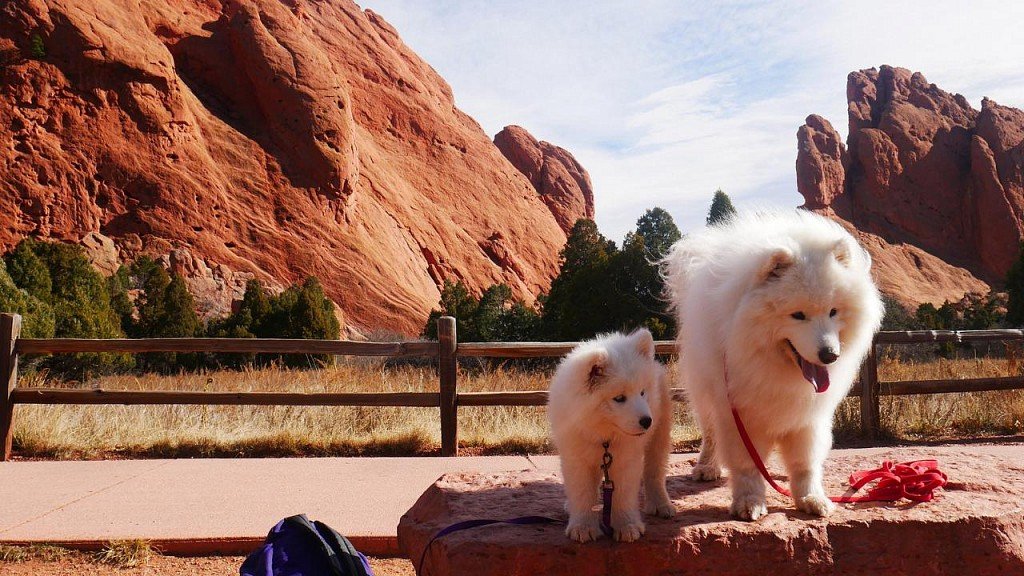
xmin=5 ymin=239 xmax=52 ymax=301
xmin=422 ymin=280 xmax=481 ymax=340
xmin=423 ymin=281 xmax=543 ymax=342
xmin=542 ymin=219 xmax=618 ymax=340
xmin=159 ymin=274 xmax=200 ymax=338
xmin=206 ymin=280 xmax=266 ymax=368
xmin=493 ymin=300 xmax=542 ymax=342
xmin=634 ymin=207 xmax=682 ymax=259
xmin=107 ymin=265 xmax=133 ymax=334
xmin=238 ymin=279 xmax=272 ymax=337
xmin=558 ymin=219 xmax=615 ymax=278
xmin=25 ymin=240 xmax=131 ymax=376
xmin=474 ymin=284 xmax=513 ymax=341
xmin=139 ymin=272 xmax=201 ymax=372
xmin=706 ymin=189 xmax=737 ymax=226
xmin=291 ymin=277 xmax=340 ymax=339
xmin=131 ymin=257 xmax=172 ymax=339
xmin=0 ymin=259 xmax=55 ymax=339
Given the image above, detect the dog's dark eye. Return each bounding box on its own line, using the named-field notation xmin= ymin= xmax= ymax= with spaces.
xmin=791 ymin=312 xmax=806 ymax=320
xmin=830 ymin=308 xmax=837 ymax=317
xmin=613 ymin=395 xmax=626 ymax=403
xmin=640 ymin=390 xmax=645 ymax=397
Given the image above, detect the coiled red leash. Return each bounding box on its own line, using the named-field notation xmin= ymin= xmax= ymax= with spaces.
xmin=730 ymin=406 xmax=947 ymax=503
xmin=724 ymin=358 xmax=947 ymax=504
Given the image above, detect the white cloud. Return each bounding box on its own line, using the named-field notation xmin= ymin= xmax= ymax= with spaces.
xmin=360 ymin=0 xmax=1024 ymax=242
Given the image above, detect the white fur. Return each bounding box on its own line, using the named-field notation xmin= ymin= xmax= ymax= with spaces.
xmin=663 ymin=209 xmax=883 ymax=520
xmin=548 ymin=329 xmax=675 ymax=542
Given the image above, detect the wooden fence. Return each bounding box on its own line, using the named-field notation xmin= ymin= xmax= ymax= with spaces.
xmin=1 ymin=313 xmax=1022 ymax=460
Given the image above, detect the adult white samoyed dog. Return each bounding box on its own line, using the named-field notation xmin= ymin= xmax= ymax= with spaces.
xmin=663 ymin=209 xmax=883 ymax=520
xmin=548 ymin=329 xmax=675 ymax=543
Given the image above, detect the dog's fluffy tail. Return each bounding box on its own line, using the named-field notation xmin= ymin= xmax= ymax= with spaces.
xmin=659 ymin=235 xmax=710 ymax=315
xmin=658 ymin=208 xmax=770 ymax=315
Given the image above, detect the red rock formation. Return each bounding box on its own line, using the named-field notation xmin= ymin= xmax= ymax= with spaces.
xmin=399 ymin=449 xmax=1024 ymax=575
xmin=0 ymin=0 xmax=578 ymax=334
xmin=495 ymin=125 xmax=595 ymax=234
xmin=796 ymin=114 xmax=847 ymax=210
xmin=838 ymin=220 xmax=989 ymax=308
xmin=797 ymin=66 xmax=1024 ymax=305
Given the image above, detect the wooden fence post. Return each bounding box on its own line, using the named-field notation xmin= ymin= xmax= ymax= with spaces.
xmin=438 ymin=316 xmax=458 ymax=457
xmin=860 ymin=340 xmax=880 ymax=440
xmin=1 ymin=313 xmax=22 ymax=461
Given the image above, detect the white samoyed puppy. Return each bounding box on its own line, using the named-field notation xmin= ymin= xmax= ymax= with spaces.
xmin=548 ymin=329 xmax=675 ymax=543
xmin=663 ymin=209 xmax=883 ymax=520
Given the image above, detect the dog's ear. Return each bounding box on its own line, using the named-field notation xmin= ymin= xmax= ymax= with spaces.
xmin=581 ymin=348 xmax=609 ymax=390
xmin=631 ymin=328 xmax=655 ymax=359
xmin=832 ymin=238 xmax=851 ymax=266
xmin=760 ymin=248 xmax=794 ymax=283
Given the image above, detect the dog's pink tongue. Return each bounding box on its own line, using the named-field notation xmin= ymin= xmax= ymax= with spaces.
xmin=799 ymin=357 xmax=830 ymax=393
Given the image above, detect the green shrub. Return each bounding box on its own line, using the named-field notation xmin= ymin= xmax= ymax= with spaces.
xmin=29 ymin=34 xmax=45 ymax=60
xmin=422 ymin=281 xmax=541 ymax=342
xmin=0 ymin=259 xmax=55 ymax=339
xmin=209 ymin=277 xmax=339 ymax=368
xmin=424 ymin=208 xmax=682 ymax=343
xmin=8 ymin=240 xmax=132 ymax=376
xmin=131 ymin=266 xmax=201 ymax=372
xmin=107 ymin=265 xmax=133 ymax=334
xmin=880 ymin=295 xmax=919 ymax=331
xmin=4 ymin=240 xmax=51 ymax=301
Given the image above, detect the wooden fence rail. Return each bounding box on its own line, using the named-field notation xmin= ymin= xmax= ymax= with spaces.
xmin=1 ymin=313 xmax=1022 ymax=459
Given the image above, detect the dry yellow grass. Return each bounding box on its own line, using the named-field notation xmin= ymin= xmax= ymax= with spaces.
xmin=874 ymin=354 xmax=1024 ymax=440
xmin=11 ymin=354 xmax=1022 ymax=459
xmin=93 ymin=540 xmax=156 ymax=568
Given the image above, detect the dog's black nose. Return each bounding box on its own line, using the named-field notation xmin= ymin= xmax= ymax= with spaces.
xmin=639 ymin=416 xmax=652 ymax=429
xmin=818 ymin=347 xmax=839 ymax=364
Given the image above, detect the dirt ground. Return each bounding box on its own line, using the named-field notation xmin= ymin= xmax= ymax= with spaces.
xmin=0 ymin=554 xmax=415 ymax=575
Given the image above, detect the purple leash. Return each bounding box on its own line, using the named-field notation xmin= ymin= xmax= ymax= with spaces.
xmin=599 ymin=441 xmax=615 ymax=537
xmin=416 ymin=516 xmax=562 ymax=574
xmin=417 ymin=441 xmax=616 ymax=574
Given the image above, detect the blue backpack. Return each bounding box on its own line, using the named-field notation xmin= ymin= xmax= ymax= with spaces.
xmin=240 ymin=515 xmax=374 ymax=576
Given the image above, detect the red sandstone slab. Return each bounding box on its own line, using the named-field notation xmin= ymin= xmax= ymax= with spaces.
xmin=400 ymin=446 xmax=1024 ymax=575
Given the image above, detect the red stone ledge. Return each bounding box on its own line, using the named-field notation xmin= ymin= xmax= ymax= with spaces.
xmin=399 ymin=448 xmax=1024 ymax=575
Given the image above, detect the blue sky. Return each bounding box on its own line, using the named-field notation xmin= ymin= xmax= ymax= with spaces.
xmin=361 ymin=1 xmax=1024 ymax=243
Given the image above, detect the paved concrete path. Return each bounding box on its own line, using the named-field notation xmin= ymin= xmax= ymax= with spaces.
xmin=0 ymin=455 xmax=566 ymax=555
xmin=1 ymin=444 xmax=1020 ymax=556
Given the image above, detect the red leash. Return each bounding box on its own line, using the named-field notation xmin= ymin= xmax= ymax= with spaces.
xmin=730 ymin=407 xmax=947 ymax=503
xmin=724 ymin=360 xmax=947 ymax=503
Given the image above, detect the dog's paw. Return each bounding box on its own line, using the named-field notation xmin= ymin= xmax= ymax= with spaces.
xmin=691 ymin=462 xmax=722 ymax=482
xmin=613 ymin=520 xmax=645 ymax=542
xmin=797 ymin=494 xmax=835 ymax=517
xmin=643 ymin=499 xmax=676 ymax=519
xmin=565 ymin=515 xmax=603 ymax=543
xmin=730 ymin=495 xmax=768 ymax=521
